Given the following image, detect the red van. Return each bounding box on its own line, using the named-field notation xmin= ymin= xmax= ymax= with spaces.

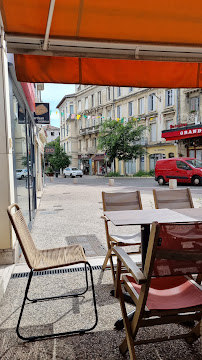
xmin=155 ymin=157 xmax=202 ymax=186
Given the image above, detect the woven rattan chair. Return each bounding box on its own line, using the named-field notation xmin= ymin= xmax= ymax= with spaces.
xmin=153 ymin=188 xmax=194 ymax=209
xmin=102 ymin=191 xmax=142 ymax=282
xmin=7 ymin=203 xmax=98 ymax=341
xmin=114 ymin=221 xmax=202 ymax=359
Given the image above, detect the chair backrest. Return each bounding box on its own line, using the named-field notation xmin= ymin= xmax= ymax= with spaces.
xmin=7 ymin=203 xmax=38 ymax=269
xmin=148 ymin=222 xmax=202 ymax=277
xmin=102 ymin=191 xmax=142 ymax=211
xmin=153 ymin=188 xmax=194 ymax=209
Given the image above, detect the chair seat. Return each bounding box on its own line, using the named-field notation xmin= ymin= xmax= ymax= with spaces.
xmin=32 ymin=244 xmax=87 ymax=271
xmin=109 ymin=233 xmax=141 ymax=245
xmin=125 ymin=275 xmax=202 ymax=310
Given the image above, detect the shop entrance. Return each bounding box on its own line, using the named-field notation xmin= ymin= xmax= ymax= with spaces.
xmin=149 ymin=153 xmax=166 ymax=171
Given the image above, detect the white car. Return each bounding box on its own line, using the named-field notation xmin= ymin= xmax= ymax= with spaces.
xmin=16 ymin=169 xmax=28 ymax=179
xmin=63 ymin=167 xmax=83 ymax=178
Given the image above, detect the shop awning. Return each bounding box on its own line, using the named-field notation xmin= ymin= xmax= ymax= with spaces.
xmin=1 ymin=1 xmax=202 ymax=86
xmin=92 ymin=154 xmax=105 ymax=161
xmin=162 ymin=125 xmax=202 ymax=141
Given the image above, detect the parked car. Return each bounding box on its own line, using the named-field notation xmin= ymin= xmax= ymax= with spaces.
xmin=63 ymin=167 xmax=83 ymax=178
xmin=16 ymin=169 xmax=28 ymax=180
xmin=155 ymin=157 xmax=202 ymax=186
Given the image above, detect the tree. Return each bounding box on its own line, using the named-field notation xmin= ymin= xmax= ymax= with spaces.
xmin=98 ymin=119 xmax=146 ymax=170
xmin=45 ymin=137 xmax=71 ymax=171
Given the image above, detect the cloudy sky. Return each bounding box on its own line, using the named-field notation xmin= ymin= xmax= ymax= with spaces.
xmin=41 ymin=83 xmax=75 ymax=128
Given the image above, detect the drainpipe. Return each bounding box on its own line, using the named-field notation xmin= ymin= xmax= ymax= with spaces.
xmin=176 ymin=89 xmax=180 ymax=124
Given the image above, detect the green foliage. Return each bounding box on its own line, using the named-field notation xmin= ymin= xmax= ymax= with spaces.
xmin=21 ymin=156 xmax=27 ymax=167
xmin=133 ymin=170 xmax=155 ymax=177
xmin=98 ymin=119 xmax=146 ymax=164
xmin=46 ymin=166 xmax=54 ymax=173
xmin=105 ymin=171 xmax=121 ymax=177
xmin=45 ymin=137 xmax=70 ymax=171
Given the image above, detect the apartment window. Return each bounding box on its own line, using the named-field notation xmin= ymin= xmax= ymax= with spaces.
xmin=107 ymin=109 xmax=111 ymax=119
xmin=107 ymin=87 xmax=111 ymax=101
xmin=93 ymin=116 xmax=96 ymax=126
xmin=117 ymin=87 xmax=121 ymax=97
xmin=85 ymin=97 xmax=88 ymax=109
xmin=150 ymin=123 xmax=157 ymax=142
xmin=85 ymin=117 xmax=89 ymax=128
xmin=166 ymin=119 xmax=173 ymax=130
xmin=129 ymin=87 xmax=133 ymax=92
xmin=165 ymin=89 xmax=174 ymax=107
xmin=91 ymin=94 xmax=95 ymax=107
xmin=70 ymin=104 xmax=74 ymax=114
xmin=78 ymin=100 xmax=81 ymax=112
xmin=79 ymin=140 xmax=81 ymax=151
xmin=66 ymin=125 xmax=68 ymax=135
xmin=86 ymin=139 xmax=88 ymax=150
xmin=51 ymin=131 xmax=54 ymax=136
xmin=138 ymin=98 xmax=144 ymax=115
xmin=128 ymin=101 xmax=133 ymax=117
xmin=148 ymin=94 xmax=155 ymax=112
xmin=63 ymin=143 xmax=66 ymax=152
xmin=63 ymin=127 xmax=65 ymax=137
xmin=94 ymin=138 xmax=97 ymax=148
xmin=117 ymin=105 xmax=121 ymax=119
xmin=98 ymin=91 xmax=102 ymax=105
xmin=190 ymin=97 xmax=199 ymax=111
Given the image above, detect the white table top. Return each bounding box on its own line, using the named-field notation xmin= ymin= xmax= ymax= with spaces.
xmin=104 ymin=208 xmax=200 ymax=226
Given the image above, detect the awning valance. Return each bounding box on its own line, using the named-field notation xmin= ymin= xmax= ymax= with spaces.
xmin=14 ymin=55 xmax=202 ymax=87
xmin=162 ymin=125 xmax=202 ymax=141
xmin=1 ymin=1 xmax=202 ymax=86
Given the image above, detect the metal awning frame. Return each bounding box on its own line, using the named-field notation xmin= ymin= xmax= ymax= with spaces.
xmin=5 ymin=35 xmax=202 ymax=63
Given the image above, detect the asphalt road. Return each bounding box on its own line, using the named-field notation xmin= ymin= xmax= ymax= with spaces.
xmin=51 ymin=175 xmax=202 ymax=194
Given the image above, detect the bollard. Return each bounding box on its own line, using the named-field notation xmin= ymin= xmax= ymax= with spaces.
xmin=169 ymin=179 xmax=177 ymax=189
xmin=109 ymin=178 xmax=114 ymax=186
xmin=73 ymin=178 xmax=78 ymax=184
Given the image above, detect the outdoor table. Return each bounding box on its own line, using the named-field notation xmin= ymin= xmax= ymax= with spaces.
xmin=104 ymin=208 xmax=199 ymax=268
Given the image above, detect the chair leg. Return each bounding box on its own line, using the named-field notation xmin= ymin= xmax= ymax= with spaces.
xmin=185 ymin=321 xmax=201 ymax=344
xmin=102 ymin=248 xmax=112 ymax=270
xmin=27 ymin=263 xmax=89 ymax=302
xmin=117 ymin=274 xmax=136 ymax=359
xmin=102 ymin=246 xmax=116 ymax=283
xmin=16 ymin=264 xmax=98 ymax=341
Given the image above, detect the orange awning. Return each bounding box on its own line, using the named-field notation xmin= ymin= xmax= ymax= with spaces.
xmin=1 ymin=0 xmax=202 ymax=86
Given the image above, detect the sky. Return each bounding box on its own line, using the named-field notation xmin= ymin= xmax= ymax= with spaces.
xmin=41 ymin=83 xmax=75 ymax=128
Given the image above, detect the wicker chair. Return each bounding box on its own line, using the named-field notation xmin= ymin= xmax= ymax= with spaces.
xmin=7 ymin=203 xmax=98 ymax=341
xmin=102 ymin=191 xmax=142 ymax=282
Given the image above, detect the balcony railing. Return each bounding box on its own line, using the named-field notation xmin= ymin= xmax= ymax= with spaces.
xmin=187 ymin=111 xmax=201 ymax=125
xmin=79 ymin=125 xmax=100 ymax=136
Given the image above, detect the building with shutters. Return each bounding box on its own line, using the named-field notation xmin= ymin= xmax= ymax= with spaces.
xmin=57 ymin=86 xmax=202 ymax=175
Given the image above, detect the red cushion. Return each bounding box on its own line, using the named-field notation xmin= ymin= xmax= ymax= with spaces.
xmin=126 ymin=275 xmax=202 ymax=310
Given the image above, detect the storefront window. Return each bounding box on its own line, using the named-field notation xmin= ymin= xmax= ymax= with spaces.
xmin=12 ymin=94 xmax=36 ymax=225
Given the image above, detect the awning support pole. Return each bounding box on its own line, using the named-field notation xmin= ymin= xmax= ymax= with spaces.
xmin=43 ymin=0 xmax=55 ymax=51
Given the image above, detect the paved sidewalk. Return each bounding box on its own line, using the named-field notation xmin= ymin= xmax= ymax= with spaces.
xmin=0 ymin=177 xmax=201 ymax=359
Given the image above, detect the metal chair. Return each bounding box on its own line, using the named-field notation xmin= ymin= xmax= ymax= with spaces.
xmin=7 ymin=203 xmax=98 ymax=341
xmin=114 ymin=221 xmax=202 ymax=359
xmin=102 ymin=191 xmax=142 ymax=282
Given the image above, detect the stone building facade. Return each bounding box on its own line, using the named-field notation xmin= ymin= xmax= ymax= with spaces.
xmin=57 ymin=86 xmax=202 ymax=175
